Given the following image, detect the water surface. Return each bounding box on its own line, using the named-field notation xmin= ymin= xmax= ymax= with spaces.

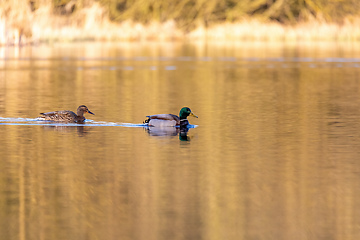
xmin=1 ymin=42 xmax=360 ymax=240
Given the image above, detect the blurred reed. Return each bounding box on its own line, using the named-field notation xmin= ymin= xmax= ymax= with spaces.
xmin=1 ymin=0 xmax=360 ymax=44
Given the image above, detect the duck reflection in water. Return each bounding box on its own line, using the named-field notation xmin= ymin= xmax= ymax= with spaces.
xmin=145 ymin=125 xmax=192 ymax=141
xmin=42 ymin=125 xmax=90 ymax=136
xmin=179 ymin=127 xmax=191 ymax=141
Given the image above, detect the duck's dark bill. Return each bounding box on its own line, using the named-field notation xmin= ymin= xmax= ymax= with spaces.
xmin=88 ymin=111 xmax=95 ymax=115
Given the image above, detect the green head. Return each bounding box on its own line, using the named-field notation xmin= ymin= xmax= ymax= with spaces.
xmin=179 ymin=107 xmax=198 ymax=120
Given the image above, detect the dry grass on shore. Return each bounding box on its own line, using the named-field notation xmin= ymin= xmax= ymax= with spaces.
xmin=1 ymin=2 xmax=360 ymax=45
xmin=190 ymin=19 xmax=360 ymax=42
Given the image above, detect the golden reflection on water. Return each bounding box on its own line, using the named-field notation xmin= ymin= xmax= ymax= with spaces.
xmin=1 ymin=42 xmax=360 ymax=240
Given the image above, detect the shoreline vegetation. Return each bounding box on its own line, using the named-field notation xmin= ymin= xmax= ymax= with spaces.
xmin=2 ymin=0 xmax=360 ymax=45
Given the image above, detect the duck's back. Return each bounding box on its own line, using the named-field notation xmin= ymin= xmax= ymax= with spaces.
xmin=40 ymin=110 xmax=82 ymax=123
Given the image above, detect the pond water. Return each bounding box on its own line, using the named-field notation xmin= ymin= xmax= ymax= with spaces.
xmin=1 ymin=42 xmax=360 ymax=240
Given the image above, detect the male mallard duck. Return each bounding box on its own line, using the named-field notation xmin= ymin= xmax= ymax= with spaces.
xmin=144 ymin=107 xmax=198 ymax=127
xmin=38 ymin=105 xmax=94 ymax=123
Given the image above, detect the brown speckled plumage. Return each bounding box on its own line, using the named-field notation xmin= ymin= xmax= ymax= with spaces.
xmin=39 ymin=105 xmax=94 ymax=123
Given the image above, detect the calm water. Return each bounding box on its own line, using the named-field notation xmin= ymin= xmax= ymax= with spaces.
xmin=1 ymin=42 xmax=360 ymax=240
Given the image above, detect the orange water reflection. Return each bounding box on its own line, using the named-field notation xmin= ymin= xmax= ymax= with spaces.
xmin=1 ymin=42 xmax=360 ymax=240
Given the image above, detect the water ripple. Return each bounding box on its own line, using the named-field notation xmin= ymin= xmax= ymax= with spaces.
xmin=0 ymin=117 xmax=198 ymax=128
xmin=0 ymin=117 xmax=147 ymax=127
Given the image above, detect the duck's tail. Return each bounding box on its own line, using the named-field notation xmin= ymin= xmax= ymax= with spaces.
xmin=143 ymin=118 xmax=150 ymax=124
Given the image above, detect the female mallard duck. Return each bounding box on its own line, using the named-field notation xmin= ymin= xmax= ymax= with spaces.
xmin=38 ymin=105 xmax=94 ymax=123
xmin=144 ymin=107 xmax=198 ymax=127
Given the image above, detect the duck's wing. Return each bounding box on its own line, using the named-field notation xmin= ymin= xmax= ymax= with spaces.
xmin=39 ymin=110 xmax=77 ymax=121
xmin=145 ymin=114 xmax=180 ymax=127
xmin=40 ymin=110 xmax=59 ymax=116
xmin=40 ymin=110 xmax=73 ymax=116
xmin=146 ymin=114 xmax=180 ymax=121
